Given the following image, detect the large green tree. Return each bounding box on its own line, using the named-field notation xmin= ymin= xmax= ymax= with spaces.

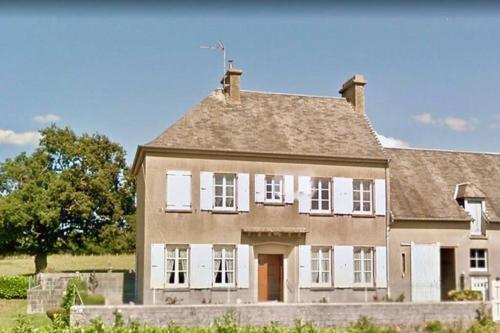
xmin=0 ymin=126 xmax=135 ymax=272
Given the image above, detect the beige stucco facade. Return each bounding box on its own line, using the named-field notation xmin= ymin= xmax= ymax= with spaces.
xmin=388 ymin=220 xmax=500 ymax=302
xmin=135 ymin=151 xmax=388 ymax=304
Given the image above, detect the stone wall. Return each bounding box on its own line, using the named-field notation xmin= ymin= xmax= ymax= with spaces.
xmin=28 ymin=272 xmax=135 ymax=314
xmin=71 ymin=302 xmax=486 ymax=328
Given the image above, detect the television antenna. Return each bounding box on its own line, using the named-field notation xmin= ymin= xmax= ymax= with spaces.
xmin=200 ymin=40 xmax=227 ymax=77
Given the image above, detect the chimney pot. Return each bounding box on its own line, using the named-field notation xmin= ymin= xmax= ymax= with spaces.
xmin=339 ymin=74 xmax=367 ymax=113
xmin=221 ymin=67 xmax=243 ymax=104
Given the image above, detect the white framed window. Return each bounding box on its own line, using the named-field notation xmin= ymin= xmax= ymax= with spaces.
xmin=470 ymin=249 xmax=487 ymax=272
xmin=265 ymin=175 xmax=283 ymax=203
xmin=166 ymin=246 xmax=189 ymax=288
xmin=213 ymin=174 xmax=236 ymax=211
xmin=312 ymin=247 xmax=331 ymax=286
xmin=353 ymin=180 xmax=372 ymax=214
xmin=213 ymin=246 xmax=235 ymax=286
xmin=311 ymin=178 xmax=331 ymax=213
xmin=354 ymin=248 xmax=373 ymax=286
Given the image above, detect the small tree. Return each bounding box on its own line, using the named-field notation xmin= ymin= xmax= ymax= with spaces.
xmin=0 ymin=125 xmax=135 ymax=272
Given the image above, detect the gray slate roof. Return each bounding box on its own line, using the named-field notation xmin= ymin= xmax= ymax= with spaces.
xmin=388 ymin=148 xmax=500 ymax=221
xmin=145 ymin=90 xmax=386 ymax=160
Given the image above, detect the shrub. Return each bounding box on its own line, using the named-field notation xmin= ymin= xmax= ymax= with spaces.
xmin=424 ymin=321 xmax=443 ymax=333
xmin=80 ymin=292 xmax=105 ymax=305
xmin=448 ymin=290 xmax=483 ymax=301
xmin=0 ymin=275 xmax=29 ymax=299
xmin=46 ymin=307 xmax=65 ymax=321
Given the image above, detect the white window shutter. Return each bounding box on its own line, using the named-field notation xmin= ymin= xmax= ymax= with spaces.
xmin=150 ymin=244 xmax=165 ymax=289
xmin=333 ymin=245 xmax=354 ymax=288
xmin=166 ymin=171 xmax=192 ymax=211
xmin=333 ymin=177 xmax=353 ymax=215
xmin=200 ymin=172 xmax=214 ymax=211
xmin=284 ymin=175 xmax=294 ymax=204
xmin=298 ymin=176 xmax=311 ymax=213
xmin=375 ymin=179 xmax=386 ymax=216
xmin=236 ymin=244 xmax=250 ymax=288
xmin=375 ymin=246 xmax=387 ymax=288
xmin=190 ymin=244 xmax=213 ymax=289
xmin=255 ymin=174 xmax=265 ymax=203
xmin=237 ymin=173 xmax=250 ymax=212
xmin=411 ymin=242 xmax=441 ymax=302
xmin=298 ymin=245 xmax=312 ymax=288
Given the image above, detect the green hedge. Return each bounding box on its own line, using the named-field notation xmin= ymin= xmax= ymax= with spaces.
xmin=448 ymin=289 xmax=483 ymax=301
xmin=0 ymin=275 xmax=29 ymax=299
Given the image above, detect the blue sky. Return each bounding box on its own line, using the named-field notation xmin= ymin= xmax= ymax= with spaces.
xmin=1 ymin=4 xmax=500 ymax=164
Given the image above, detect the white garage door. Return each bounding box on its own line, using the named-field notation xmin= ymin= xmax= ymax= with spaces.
xmin=411 ymin=242 xmax=441 ymax=302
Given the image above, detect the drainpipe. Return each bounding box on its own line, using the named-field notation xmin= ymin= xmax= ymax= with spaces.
xmin=385 ymin=164 xmax=391 ymax=300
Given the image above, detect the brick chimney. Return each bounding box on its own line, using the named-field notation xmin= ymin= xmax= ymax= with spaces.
xmin=221 ymin=66 xmax=243 ymax=105
xmin=339 ymin=74 xmax=367 ymax=113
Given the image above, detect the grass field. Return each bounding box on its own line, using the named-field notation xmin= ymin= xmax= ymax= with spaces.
xmin=0 ymin=299 xmax=51 ymax=329
xmin=0 ymin=254 xmax=135 ymax=328
xmin=0 ymin=254 xmax=135 ymax=276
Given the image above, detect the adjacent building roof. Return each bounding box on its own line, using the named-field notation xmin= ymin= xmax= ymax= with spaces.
xmin=144 ymin=89 xmax=386 ymax=161
xmin=388 ymin=148 xmax=500 ymax=222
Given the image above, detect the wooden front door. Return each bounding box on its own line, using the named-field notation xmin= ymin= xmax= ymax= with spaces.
xmin=258 ymin=254 xmax=283 ymax=302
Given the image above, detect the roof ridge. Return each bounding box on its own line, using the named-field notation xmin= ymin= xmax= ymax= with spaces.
xmin=238 ymin=89 xmax=347 ymax=100
xmin=387 ymin=146 xmax=500 ymax=156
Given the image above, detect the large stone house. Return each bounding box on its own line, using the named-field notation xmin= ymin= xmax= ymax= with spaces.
xmin=132 ymin=67 xmax=500 ymax=307
xmin=132 ymin=68 xmax=389 ymax=304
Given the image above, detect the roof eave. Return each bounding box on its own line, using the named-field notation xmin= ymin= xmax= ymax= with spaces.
xmin=393 ymin=216 xmax=472 ymax=222
xmin=131 ymin=145 xmax=389 ymax=176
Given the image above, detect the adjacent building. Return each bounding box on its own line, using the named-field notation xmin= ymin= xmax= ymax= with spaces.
xmin=132 ymin=67 xmax=500 ymax=306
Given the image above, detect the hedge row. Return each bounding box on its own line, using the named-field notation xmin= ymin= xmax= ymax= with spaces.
xmin=0 ymin=275 xmax=29 ymax=299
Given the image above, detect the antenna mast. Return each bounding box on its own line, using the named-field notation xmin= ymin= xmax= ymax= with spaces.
xmin=200 ymin=40 xmax=226 ymax=77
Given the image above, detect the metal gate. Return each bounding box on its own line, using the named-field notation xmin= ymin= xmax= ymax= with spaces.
xmin=493 ymin=280 xmax=500 ymax=322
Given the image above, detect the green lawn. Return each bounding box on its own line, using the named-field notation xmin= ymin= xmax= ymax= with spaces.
xmin=0 ymin=299 xmax=50 ymax=329
xmin=0 ymin=254 xmax=135 ymax=276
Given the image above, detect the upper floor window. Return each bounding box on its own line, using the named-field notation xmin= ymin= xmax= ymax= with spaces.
xmin=470 ymin=249 xmax=487 ymax=272
xmin=214 ymin=174 xmax=236 ymax=211
xmin=213 ymin=246 xmax=235 ymax=286
xmin=354 ymin=247 xmax=373 ymax=286
xmin=353 ymin=180 xmax=372 ymax=214
xmin=265 ymin=176 xmax=283 ymax=203
xmin=311 ymin=178 xmax=331 ymax=213
xmin=312 ymin=247 xmax=331 ymax=286
xmin=166 ymin=246 xmax=189 ymax=287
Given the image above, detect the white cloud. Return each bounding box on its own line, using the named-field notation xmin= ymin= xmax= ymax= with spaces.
xmin=377 ymin=134 xmax=410 ymax=148
xmin=413 ymin=113 xmax=435 ymax=124
xmin=0 ymin=129 xmax=41 ymax=146
xmin=413 ymin=112 xmax=478 ymax=132
xmin=32 ymin=113 xmax=61 ymax=124
xmin=444 ymin=117 xmax=478 ymax=132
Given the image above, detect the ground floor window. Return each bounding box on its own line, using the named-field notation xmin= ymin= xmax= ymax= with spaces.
xmin=166 ymin=246 xmax=189 ymax=287
xmin=312 ymin=247 xmax=331 ymax=286
xmin=470 ymin=249 xmax=487 ymax=272
xmin=213 ymin=246 xmax=235 ymax=286
xmin=354 ymin=247 xmax=373 ymax=286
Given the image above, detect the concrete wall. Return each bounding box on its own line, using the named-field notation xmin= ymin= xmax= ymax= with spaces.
xmin=138 ymin=153 xmax=388 ymax=304
xmin=71 ymin=302 xmax=485 ymax=328
xmin=388 ymin=221 xmax=500 ymax=301
xmin=27 ymin=272 xmax=135 ymax=314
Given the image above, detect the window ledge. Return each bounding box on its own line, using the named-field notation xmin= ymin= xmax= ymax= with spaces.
xmin=310 ymin=212 xmax=333 ymax=217
xmin=470 ymin=235 xmax=488 ymax=240
xmin=310 ymin=286 xmax=334 ymax=291
xmin=352 ymin=213 xmax=375 ymax=218
xmin=165 ymin=209 xmax=192 ymax=213
xmin=263 ymin=202 xmax=286 ymax=206
xmin=469 ymin=271 xmax=489 ymax=276
xmin=211 ymin=287 xmax=238 ymax=291
xmin=211 ymin=210 xmax=239 ymax=215
xmin=164 ymin=287 xmax=190 ymax=292
xmin=352 ymin=286 xmax=376 ymax=291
